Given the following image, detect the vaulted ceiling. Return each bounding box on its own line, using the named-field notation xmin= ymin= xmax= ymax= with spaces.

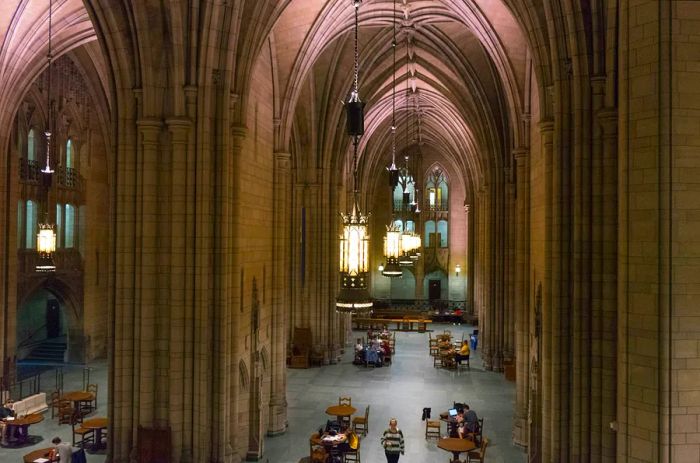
xmin=1 ymin=0 xmax=535 ymax=196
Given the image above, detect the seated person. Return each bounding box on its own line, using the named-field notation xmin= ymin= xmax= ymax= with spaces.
xmin=50 ymin=436 xmax=72 ymax=462
xmin=455 ymin=340 xmax=470 ymax=363
xmin=0 ymin=400 xmax=16 ymax=443
xmin=464 ymin=405 xmax=478 ymax=431
xmin=366 ymin=341 xmax=382 ymax=366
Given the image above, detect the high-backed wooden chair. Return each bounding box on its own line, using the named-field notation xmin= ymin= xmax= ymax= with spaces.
xmin=339 ymin=396 xmax=352 ymax=406
xmin=49 ymin=390 xmax=61 ymax=418
xmin=429 ymin=339 xmax=439 ymax=357
xmin=71 ymin=412 xmax=94 ymax=448
xmin=425 ymin=419 xmax=441 ymax=439
xmin=290 ymin=327 xmax=312 ymax=368
xmin=87 ymin=383 xmax=98 ymax=412
xmin=467 ymin=437 xmax=489 ymax=462
xmin=58 ymin=400 xmax=74 ymax=425
xmin=352 ymin=405 xmax=370 ymax=436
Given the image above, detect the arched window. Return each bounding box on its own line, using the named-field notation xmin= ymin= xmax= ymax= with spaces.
xmin=393 ymin=219 xmax=404 ymax=232
xmin=56 ymin=204 xmax=63 ymax=248
xmin=426 ymin=168 xmax=449 ymax=210
xmin=65 ymin=138 xmax=73 ymax=168
xmin=27 ymin=129 xmax=36 ymax=161
xmin=425 ymin=220 xmax=436 ymax=247
xmin=65 ymin=204 xmax=75 ymax=248
xmin=25 ymin=200 xmax=37 ymax=248
xmin=437 ymin=220 xmax=448 ymax=247
xmin=405 ymin=220 xmax=415 ymax=233
xmin=17 ymin=200 xmax=24 ymax=248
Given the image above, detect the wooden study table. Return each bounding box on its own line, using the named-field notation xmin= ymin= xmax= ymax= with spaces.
xmin=437 ymin=437 xmax=476 ymax=462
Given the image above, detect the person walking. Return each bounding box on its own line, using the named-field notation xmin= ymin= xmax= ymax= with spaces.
xmin=381 ymin=418 xmax=405 ymax=463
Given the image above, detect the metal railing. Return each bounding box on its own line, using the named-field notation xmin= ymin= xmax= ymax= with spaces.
xmin=19 ymin=158 xmax=41 ymax=184
xmin=1 ymin=367 xmax=64 ymax=401
xmin=18 ymin=158 xmax=83 ymax=191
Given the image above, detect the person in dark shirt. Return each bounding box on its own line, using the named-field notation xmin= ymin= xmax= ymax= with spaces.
xmin=0 ymin=400 xmax=15 ymax=444
xmin=0 ymin=400 xmax=15 ymax=419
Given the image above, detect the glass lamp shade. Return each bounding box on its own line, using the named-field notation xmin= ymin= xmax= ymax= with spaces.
xmin=36 ymin=223 xmax=56 ymax=272
xmin=37 ymin=223 xmax=56 ymax=254
xmin=382 ymin=224 xmax=403 ymax=277
xmin=337 ymin=207 xmax=372 ymax=313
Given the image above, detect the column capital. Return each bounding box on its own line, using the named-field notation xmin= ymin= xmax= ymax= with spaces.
xmin=231 ymin=125 xmax=248 ymax=139
xmin=166 ymin=117 xmax=191 ymax=144
xmin=464 ymin=203 xmax=471 ymax=213
xmin=136 ymin=118 xmax=162 ymax=145
xmin=538 ymin=119 xmax=554 ymax=134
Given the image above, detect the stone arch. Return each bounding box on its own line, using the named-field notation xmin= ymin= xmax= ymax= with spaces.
xmin=17 ymin=276 xmax=84 ymax=363
xmin=239 ymin=359 xmax=249 ymax=393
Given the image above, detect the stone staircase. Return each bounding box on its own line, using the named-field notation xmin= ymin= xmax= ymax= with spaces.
xmin=25 ymin=336 xmax=66 ymax=363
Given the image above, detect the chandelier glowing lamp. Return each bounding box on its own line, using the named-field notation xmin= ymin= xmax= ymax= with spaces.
xmin=382 ymin=224 xmax=403 ymax=277
xmin=336 ymin=0 xmax=373 ymax=313
xmin=36 ymin=0 xmax=57 ymax=273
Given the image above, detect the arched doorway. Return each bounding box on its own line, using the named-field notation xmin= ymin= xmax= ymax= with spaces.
xmin=16 ymin=283 xmax=83 ymax=365
xmin=424 ymin=269 xmax=448 ymax=301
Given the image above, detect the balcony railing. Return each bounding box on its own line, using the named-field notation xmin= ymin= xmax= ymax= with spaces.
xmin=19 ymin=158 xmax=83 ymax=191
xmin=425 ymin=200 xmax=449 ymax=212
xmin=57 ymin=166 xmax=81 ymax=190
xmin=19 ymin=159 xmax=41 ymax=184
xmin=17 ymin=248 xmax=84 ymax=275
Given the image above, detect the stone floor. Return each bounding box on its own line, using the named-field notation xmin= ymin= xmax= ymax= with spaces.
xmin=266 ymin=324 xmax=527 ymax=463
xmin=2 ymin=323 xmax=527 ymax=463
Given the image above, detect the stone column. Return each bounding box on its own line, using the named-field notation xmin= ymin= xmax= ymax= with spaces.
xmin=513 ymin=147 xmax=530 ymax=446
xmin=268 ymin=151 xmax=291 ymax=434
xmin=598 ymin=108 xmax=617 ymax=463
xmin=228 ymin=124 xmax=247 ymax=463
xmin=165 ymin=117 xmax=192 ymax=462
xmin=464 ymin=204 xmax=471 ymax=313
xmin=537 ymin=119 xmax=554 ymax=463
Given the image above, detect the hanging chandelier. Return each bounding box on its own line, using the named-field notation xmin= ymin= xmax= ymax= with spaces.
xmin=381 ymin=0 xmax=403 ymax=279
xmin=37 ymin=0 xmax=56 ymax=273
xmin=337 ymin=0 xmax=372 ymax=313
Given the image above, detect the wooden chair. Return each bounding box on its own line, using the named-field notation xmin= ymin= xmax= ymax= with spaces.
xmin=467 ymin=437 xmax=489 ymax=462
xmin=309 ymin=432 xmax=326 ymax=463
xmin=58 ymin=401 xmax=74 ymax=425
xmin=352 ymin=405 xmax=370 ymax=436
xmin=49 ymin=390 xmax=61 ymax=419
xmin=339 ymin=396 xmax=352 ymax=406
xmin=87 ymin=383 xmax=98 ymax=411
xmin=465 ymin=418 xmax=484 ymax=444
xmin=433 ymin=353 xmax=444 ymax=368
xmin=71 ymin=412 xmax=94 ymax=448
xmin=429 ymin=339 xmax=439 ymax=357
xmin=425 ymin=419 xmax=441 ymax=439
xmin=442 ymin=353 xmax=456 ymax=370
xmin=290 ymin=327 xmax=312 ymax=369
xmin=344 ymin=431 xmax=361 ymax=462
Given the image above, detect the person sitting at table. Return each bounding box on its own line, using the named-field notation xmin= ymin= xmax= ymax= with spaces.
xmin=464 ymin=405 xmax=479 ymax=433
xmin=51 ymin=436 xmax=73 ymax=461
xmin=455 ymin=340 xmax=470 ymax=364
xmin=0 ymin=399 xmax=13 ymax=445
xmin=366 ymin=340 xmax=382 ymax=366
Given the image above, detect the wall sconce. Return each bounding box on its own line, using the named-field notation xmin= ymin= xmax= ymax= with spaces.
xmin=455 ymin=264 xmax=461 ymax=276
xmin=378 ymin=264 xmax=385 ymax=272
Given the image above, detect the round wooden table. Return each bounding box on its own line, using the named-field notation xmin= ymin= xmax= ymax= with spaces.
xmin=82 ymin=417 xmax=108 ymax=450
xmin=325 ymin=405 xmax=356 ymax=417
xmin=437 ymin=437 xmax=476 ymax=462
xmin=61 ymin=391 xmax=95 ymax=416
xmin=4 ymin=413 xmax=44 ymax=446
xmin=23 ymin=447 xmax=53 ymax=463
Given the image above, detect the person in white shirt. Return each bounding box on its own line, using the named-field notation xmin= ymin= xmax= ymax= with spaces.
xmin=51 ymin=436 xmax=73 ymax=462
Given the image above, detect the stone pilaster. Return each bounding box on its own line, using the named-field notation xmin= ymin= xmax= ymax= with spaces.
xmin=512 ymin=147 xmax=530 ymax=447
xmin=268 ymin=151 xmax=291 ymax=435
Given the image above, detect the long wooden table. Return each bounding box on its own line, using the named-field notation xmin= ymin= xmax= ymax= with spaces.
xmin=352 ymin=317 xmax=432 ymax=332
xmin=23 ymin=447 xmax=52 ymax=463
